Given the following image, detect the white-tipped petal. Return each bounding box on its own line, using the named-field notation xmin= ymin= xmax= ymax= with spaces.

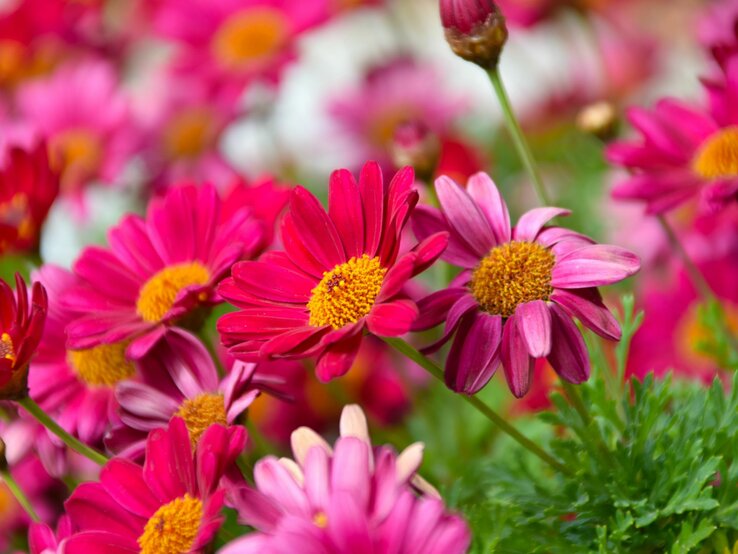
xmin=290 ymin=426 xmax=332 ymax=466
xmin=339 ymin=404 xmax=370 ymax=445
xmin=412 ymin=474 xmax=441 ymax=499
xmin=278 ymin=457 xmax=305 ymax=486
xmin=397 ymin=442 xmax=425 ymax=483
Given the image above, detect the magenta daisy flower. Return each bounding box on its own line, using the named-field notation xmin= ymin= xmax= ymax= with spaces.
xmin=413 ymin=173 xmax=640 ymax=397
xmin=0 ymin=273 xmax=47 ymax=400
xmin=65 ymin=184 xmax=265 ymax=359
xmin=217 ymin=162 xmax=448 ymax=381
xmin=64 ymin=417 xmax=245 ymax=554
xmin=30 ymin=264 xmax=137 ymax=447
xmin=105 ymin=329 xmax=273 ymax=460
xmin=223 ymin=405 xmax=470 ymax=553
xmin=607 ymin=61 xmax=738 ymax=214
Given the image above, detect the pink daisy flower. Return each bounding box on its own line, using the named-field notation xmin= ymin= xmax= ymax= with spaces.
xmin=0 ymin=273 xmax=47 ymax=400
xmin=65 ymin=184 xmax=265 ymax=359
xmin=329 ymin=58 xmax=467 ymax=169
xmin=217 ymin=162 xmax=448 ymax=381
xmin=16 ymin=60 xmax=140 ymax=195
xmin=29 ymin=264 xmax=138 ymax=448
xmin=153 ymin=0 xmax=324 ymax=88
xmin=64 ymin=417 xmax=245 ymax=554
xmin=412 ymin=173 xmax=640 ymax=397
xmin=105 ymin=329 xmax=274 ymax=460
xmin=608 ymin=60 xmax=738 ymax=214
xmin=222 ymin=405 xmax=470 ymax=553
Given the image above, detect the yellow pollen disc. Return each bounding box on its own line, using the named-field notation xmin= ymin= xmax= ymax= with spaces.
xmin=175 ymin=393 xmax=228 ymax=446
xmin=692 ymin=126 xmax=738 ymax=180
xmin=307 ymin=255 xmax=387 ymax=329
xmin=164 ymin=108 xmax=215 ymax=159
xmin=138 ymin=494 xmax=203 ymax=554
xmin=67 ymin=342 xmax=135 ymax=387
xmin=0 ymin=333 xmax=15 ymax=363
xmin=136 ymin=262 xmax=211 ymax=323
xmin=470 ymin=241 xmax=556 ymax=318
xmin=313 ymin=511 xmax=328 ymax=528
xmin=212 ymin=8 xmax=288 ymax=69
xmin=49 ymin=128 xmax=103 ymax=183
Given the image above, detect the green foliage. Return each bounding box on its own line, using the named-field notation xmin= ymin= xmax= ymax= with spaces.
xmin=452 ymin=297 xmax=738 ymax=554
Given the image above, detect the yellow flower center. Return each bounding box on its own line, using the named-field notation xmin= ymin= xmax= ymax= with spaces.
xmin=470 ymin=241 xmax=556 ymax=318
xmin=137 ymin=494 xmax=203 ymax=554
xmin=164 ymin=108 xmax=215 ymax=160
xmin=67 ymin=342 xmax=136 ymax=387
xmin=313 ymin=511 xmax=328 ymax=528
xmin=136 ymin=262 xmax=211 ymax=323
xmin=0 ymin=333 xmax=15 ymax=363
xmin=676 ymin=302 xmax=738 ymax=367
xmin=212 ymin=8 xmax=288 ymax=69
xmin=0 ymin=194 xmax=34 ymax=241
xmin=692 ymin=126 xmax=738 ymax=180
xmin=307 ymin=255 xmax=387 ymax=329
xmin=175 ymin=393 xmax=228 ymax=446
xmin=49 ymin=129 xmax=103 ymax=187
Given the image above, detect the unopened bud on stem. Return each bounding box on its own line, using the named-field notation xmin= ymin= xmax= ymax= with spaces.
xmin=440 ymin=0 xmax=508 ymax=70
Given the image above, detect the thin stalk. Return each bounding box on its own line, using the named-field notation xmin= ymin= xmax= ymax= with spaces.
xmin=487 ymin=68 xmax=552 ymax=206
xmin=18 ymin=398 xmax=108 ymax=466
xmin=383 ymin=337 xmax=572 ymax=476
xmin=560 ymin=380 xmax=590 ymax=426
xmin=1 ymin=469 xmax=39 ymax=522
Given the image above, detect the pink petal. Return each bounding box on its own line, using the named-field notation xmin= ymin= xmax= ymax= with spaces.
xmin=315 ymin=331 xmax=363 ymax=381
xmin=445 ymin=311 xmax=502 ymax=394
xmin=513 ymin=207 xmax=571 ymax=242
xmin=435 ymin=175 xmax=495 ymax=257
xmin=500 ymin=315 xmax=534 ymax=398
xmin=466 ymin=172 xmax=511 ymax=244
xmin=100 ymin=460 xmax=159 ymax=519
xmin=411 ymin=287 xmax=467 ymax=332
xmin=366 ymin=299 xmax=419 ymax=337
xmin=515 ymin=300 xmax=552 ymax=358
xmin=359 ymin=162 xmax=384 ymax=257
xmin=551 ymin=245 xmax=641 ymax=288
xmin=254 ymin=457 xmax=311 ymax=517
xmin=550 ymin=288 xmax=621 ymax=341
xmin=412 ymin=206 xmax=480 ymax=268
xmin=328 ymin=169 xmax=364 ymax=259
xmin=231 ymin=261 xmax=315 ymax=303
xmin=290 ymin=186 xmax=345 ymax=269
xmin=547 ymin=304 xmax=590 ymax=384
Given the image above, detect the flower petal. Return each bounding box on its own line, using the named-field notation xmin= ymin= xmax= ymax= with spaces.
xmin=500 ymin=315 xmax=534 ymax=398
xmin=515 ymin=300 xmax=552 ymax=358
xmin=547 ymin=304 xmax=590 ymax=384
xmin=366 ymin=299 xmax=418 ymax=337
xmin=551 ymin=245 xmax=641 ymax=288
xmin=466 ymin=172 xmax=510 ymax=244
xmin=514 ymin=207 xmax=571 ymax=242
xmin=445 ymin=311 xmax=502 ymax=394
xmin=435 ymin=175 xmax=495 ymax=257
xmin=550 ymin=288 xmax=621 ymax=341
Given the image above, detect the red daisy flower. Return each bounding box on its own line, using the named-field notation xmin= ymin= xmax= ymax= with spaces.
xmin=0 ymin=273 xmax=47 ymax=400
xmin=217 ymin=162 xmax=448 ymax=381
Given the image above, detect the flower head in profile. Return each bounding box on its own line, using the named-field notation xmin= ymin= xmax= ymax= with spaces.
xmin=413 ymin=173 xmax=640 ymax=397
xmin=66 ymin=184 xmax=265 ymax=359
xmin=30 ymin=265 xmax=137 ymax=447
xmin=0 ymin=142 xmax=59 ymax=255
xmin=64 ymin=417 xmax=245 ymax=554
xmin=222 ymin=404 xmax=470 ymax=553
xmin=106 ymin=329 xmax=273 ymax=460
xmin=608 ymin=60 xmax=738 ymax=214
xmin=217 ymin=162 xmax=448 ymax=381
xmin=17 ymin=60 xmax=140 ymax=194
xmin=0 ymin=273 xmax=47 ymax=400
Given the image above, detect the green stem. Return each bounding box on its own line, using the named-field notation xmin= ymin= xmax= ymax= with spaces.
xmin=1 ymin=469 xmax=39 ymax=522
xmin=383 ymin=337 xmax=573 ymax=476
xmin=18 ymin=398 xmax=108 ymax=466
xmin=560 ymin=380 xmax=590 ymax=426
xmin=487 ymin=68 xmax=552 ymax=206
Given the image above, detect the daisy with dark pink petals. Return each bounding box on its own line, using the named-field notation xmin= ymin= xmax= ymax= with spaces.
xmin=106 ymin=329 xmax=274 ymax=460
xmin=217 ymin=162 xmax=448 ymax=381
xmin=65 ymin=184 xmax=265 ymax=359
xmin=413 ymin=173 xmax=640 ymax=397
xmin=222 ymin=405 xmax=470 ymax=554
xmin=64 ymin=417 xmax=244 ymax=554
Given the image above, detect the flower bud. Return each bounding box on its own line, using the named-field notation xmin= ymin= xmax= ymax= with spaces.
xmin=440 ymin=0 xmax=508 ymax=70
xmin=576 ymin=101 xmax=618 ymax=141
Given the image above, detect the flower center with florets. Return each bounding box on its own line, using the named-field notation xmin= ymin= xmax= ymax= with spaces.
xmin=470 ymin=241 xmax=556 ymax=318
xmin=693 ymin=126 xmax=738 ymax=180
xmin=164 ymin=108 xmax=215 ymax=160
xmin=175 ymin=392 xmax=227 ymax=446
xmin=67 ymin=342 xmax=135 ymax=387
xmin=307 ymin=255 xmax=387 ymax=329
xmin=137 ymin=494 xmax=203 ymax=554
xmin=0 ymin=333 xmax=15 ymax=363
xmin=212 ymin=8 xmax=287 ymax=69
xmin=49 ymin=128 xmax=102 ymax=186
xmin=136 ymin=262 xmax=211 ymax=323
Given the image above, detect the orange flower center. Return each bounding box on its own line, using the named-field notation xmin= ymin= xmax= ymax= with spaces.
xmin=137 ymin=494 xmax=203 ymax=554
xmin=164 ymin=108 xmax=216 ymax=159
xmin=175 ymin=392 xmax=228 ymax=446
xmin=212 ymin=8 xmax=288 ymax=69
xmin=0 ymin=333 xmax=15 ymax=363
xmin=692 ymin=126 xmax=738 ymax=180
xmin=313 ymin=511 xmax=328 ymax=528
xmin=307 ymin=255 xmax=386 ymax=329
xmin=67 ymin=342 xmax=135 ymax=387
xmin=49 ymin=128 xmax=103 ymax=188
xmin=136 ymin=262 xmax=211 ymax=323
xmin=0 ymin=194 xmax=34 ymax=241
xmin=470 ymin=241 xmax=555 ymax=317
xmin=676 ymin=302 xmax=738 ymax=366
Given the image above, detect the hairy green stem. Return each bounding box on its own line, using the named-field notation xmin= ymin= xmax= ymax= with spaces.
xmin=383 ymin=337 xmax=573 ymax=476
xmin=487 ymin=69 xmax=552 ymax=206
xmin=18 ymin=398 xmax=108 ymax=466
